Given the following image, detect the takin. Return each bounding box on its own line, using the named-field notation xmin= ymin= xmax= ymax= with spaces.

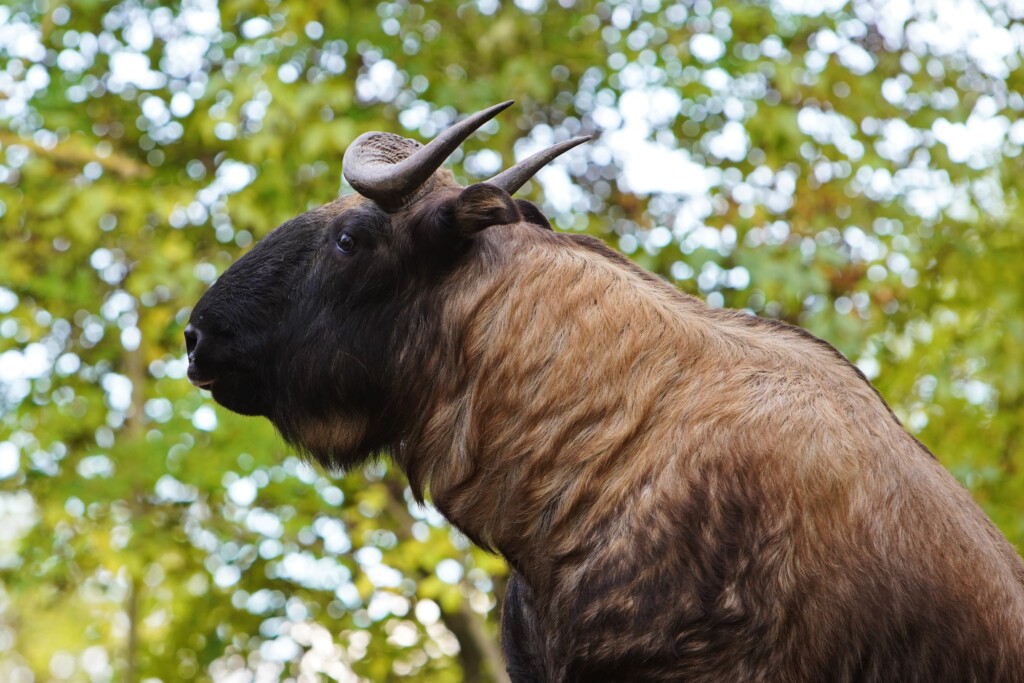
xmin=185 ymin=101 xmax=1024 ymax=682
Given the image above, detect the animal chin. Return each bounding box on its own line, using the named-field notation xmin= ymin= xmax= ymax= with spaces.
xmin=186 ymin=365 xmax=217 ymax=390
xmin=204 ymin=374 xmax=270 ymax=417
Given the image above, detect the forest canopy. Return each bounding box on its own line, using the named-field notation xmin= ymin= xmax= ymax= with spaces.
xmin=1 ymin=0 xmax=1023 ymax=681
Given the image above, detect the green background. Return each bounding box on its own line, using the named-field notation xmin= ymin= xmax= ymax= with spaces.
xmin=1 ymin=0 xmax=1022 ymax=681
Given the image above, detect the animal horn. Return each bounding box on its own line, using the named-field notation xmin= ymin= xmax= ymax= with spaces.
xmin=343 ymin=100 xmax=515 ymax=211
xmin=486 ymin=136 xmax=592 ymax=195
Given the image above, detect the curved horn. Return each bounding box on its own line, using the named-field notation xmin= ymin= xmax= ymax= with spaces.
xmin=486 ymin=135 xmax=592 ymax=195
xmin=343 ymin=100 xmax=515 ymax=211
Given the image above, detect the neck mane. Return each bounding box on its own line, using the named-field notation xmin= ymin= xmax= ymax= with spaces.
xmin=394 ymin=223 xmax=892 ymax=587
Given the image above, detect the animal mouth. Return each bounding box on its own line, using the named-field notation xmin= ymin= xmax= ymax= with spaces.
xmin=187 ymin=366 xmax=217 ymax=390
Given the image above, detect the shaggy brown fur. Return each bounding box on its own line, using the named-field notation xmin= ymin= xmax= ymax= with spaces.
xmin=391 ymin=221 xmax=1024 ymax=681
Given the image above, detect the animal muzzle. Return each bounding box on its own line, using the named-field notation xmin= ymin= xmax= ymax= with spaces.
xmin=184 ymin=323 xmax=217 ymax=389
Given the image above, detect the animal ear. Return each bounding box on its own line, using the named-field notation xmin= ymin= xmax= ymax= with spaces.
xmin=453 ymin=183 xmax=522 ymax=235
xmin=514 ymin=199 xmax=552 ymax=230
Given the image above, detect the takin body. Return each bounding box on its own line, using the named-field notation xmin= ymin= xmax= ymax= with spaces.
xmin=186 ymin=103 xmax=1024 ymax=682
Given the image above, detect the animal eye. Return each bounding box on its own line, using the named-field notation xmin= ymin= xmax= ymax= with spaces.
xmin=336 ymin=231 xmax=356 ymax=254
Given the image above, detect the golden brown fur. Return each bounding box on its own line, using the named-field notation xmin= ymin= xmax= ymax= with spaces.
xmin=393 ymin=221 xmax=1024 ymax=681
xmin=189 ymin=161 xmax=1024 ymax=680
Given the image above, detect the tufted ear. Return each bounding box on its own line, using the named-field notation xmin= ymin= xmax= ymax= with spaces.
xmin=514 ymin=199 xmax=552 ymax=230
xmin=453 ymin=183 xmax=522 ymax=235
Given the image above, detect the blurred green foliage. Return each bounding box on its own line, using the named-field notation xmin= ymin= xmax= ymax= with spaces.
xmin=0 ymin=0 xmax=1022 ymax=681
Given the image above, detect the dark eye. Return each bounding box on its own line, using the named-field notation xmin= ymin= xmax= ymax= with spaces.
xmin=336 ymin=231 xmax=356 ymax=254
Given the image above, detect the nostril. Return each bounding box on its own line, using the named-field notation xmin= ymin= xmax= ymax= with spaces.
xmin=184 ymin=324 xmax=201 ymax=358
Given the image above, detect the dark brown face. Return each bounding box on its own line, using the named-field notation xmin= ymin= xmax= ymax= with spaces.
xmin=186 ymin=200 xmax=362 ymax=418
xmin=186 ymin=211 xmax=316 ymax=417
xmin=185 ymin=183 xmax=546 ymax=469
xmin=186 ymin=191 xmax=421 ymax=457
xmin=185 ymin=101 xmax=590 ymax=467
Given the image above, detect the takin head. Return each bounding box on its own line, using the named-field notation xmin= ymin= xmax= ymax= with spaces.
xmin=185 ymin=101 xmax=589 ymax=470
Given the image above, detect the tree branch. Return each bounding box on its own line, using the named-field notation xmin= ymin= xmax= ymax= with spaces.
xmin=124 ymin=574 xmax=140 ymax=683
xmin=0 ymin=131 xmax=151 ymax=180
xmin=383 ymin=476 xmax=510 ymax=683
